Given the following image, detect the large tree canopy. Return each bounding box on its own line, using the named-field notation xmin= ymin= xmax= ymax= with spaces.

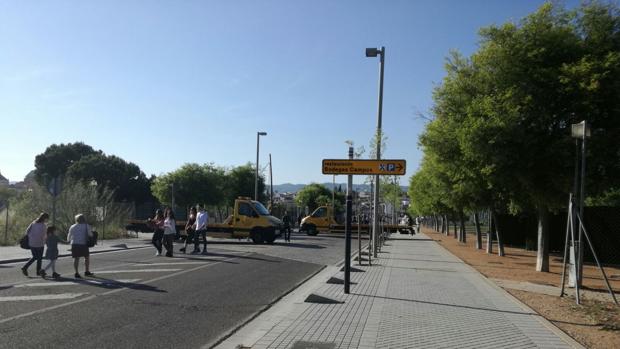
xmin=34 ymin=142 xmax=152 ymax=203
xmin=410 ymin=1 xmax=620 ymax=271
xmin=67 ymin=153 xmax=153 ymax=203
xmin=34 ymin=142 xmax=96 ymax=186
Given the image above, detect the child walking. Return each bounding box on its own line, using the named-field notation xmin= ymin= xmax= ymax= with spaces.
xmin=41 ymin=226 xmax=65 ymax=279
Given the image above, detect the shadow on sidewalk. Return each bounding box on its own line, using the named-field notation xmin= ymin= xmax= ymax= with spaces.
xmin=351 ymin=292 xmax=539 ymax=317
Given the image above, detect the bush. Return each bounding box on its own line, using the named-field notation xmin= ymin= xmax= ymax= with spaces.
xmin=0 ymin=181 xmax=131 ymax=246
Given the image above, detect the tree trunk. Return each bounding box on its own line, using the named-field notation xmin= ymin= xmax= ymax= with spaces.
xmin=486 ymin=210 xmax=493 ymax=254
xmin=535 ymin=206 xmax=550 ymax=272
xmin=442 ymin=215 xmax=448 ymax=235
xmin=492 ymin=210 xmax=505 ymax=257
xmin=453 ymin=219 xmax=457 ymax=239
xmin=459 ymin=211 xmax=466 ymax=243
xmin=474 ymin=212 xmax=482 ymax=249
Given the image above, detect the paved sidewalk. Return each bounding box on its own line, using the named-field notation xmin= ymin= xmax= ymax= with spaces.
xmin=0 ymin=233 xmax=153 ymax=264
xmin=218 ymin=233 xmax=583 ymax=349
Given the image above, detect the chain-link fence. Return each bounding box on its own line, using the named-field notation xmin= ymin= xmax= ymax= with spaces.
xmin=495 ymin=207 xmax=620 ymax=265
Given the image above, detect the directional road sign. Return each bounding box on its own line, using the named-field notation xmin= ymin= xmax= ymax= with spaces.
xmin=322 ymin=159 xmax=406 ymax=175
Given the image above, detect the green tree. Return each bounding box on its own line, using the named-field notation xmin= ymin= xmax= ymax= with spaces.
xmin=66 ymin=153 xmax=153 ymax=203
xmin=151 ymin=163 xmax=226 ymax=209
xmin=417 ymin=1 xmax=620 ymax=271
xmin=34 ymin=142 xmax=96 ymax=187
xmin=223 ymin=163 xmax=267 ymax=206
xmin=295 ymin=183 xmax=333 ymax=213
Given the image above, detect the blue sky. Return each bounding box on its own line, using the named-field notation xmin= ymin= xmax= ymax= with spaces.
xmin=0 ymin=0 xmax=580 ymax=185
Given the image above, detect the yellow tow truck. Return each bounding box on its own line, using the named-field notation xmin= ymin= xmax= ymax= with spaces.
xmin=125 ymin=197 xmax=284 ymax=244
xmin=299 ymin=205 xmax=413 ymax=236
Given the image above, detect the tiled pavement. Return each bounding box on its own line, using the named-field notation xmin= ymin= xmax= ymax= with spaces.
xmin=237 ymin=233 xmax=583 ymax=349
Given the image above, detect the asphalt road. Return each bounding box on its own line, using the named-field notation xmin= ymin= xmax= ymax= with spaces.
xmin=0 ymin=231 xmax=361 ymax=349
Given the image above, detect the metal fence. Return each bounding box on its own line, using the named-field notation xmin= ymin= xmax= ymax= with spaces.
xmin=495 ymin=207 xmax=620 ymax=265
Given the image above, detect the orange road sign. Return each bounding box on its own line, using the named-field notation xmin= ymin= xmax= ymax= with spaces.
xmin=322 ymin=159 xmax=406 ymax=175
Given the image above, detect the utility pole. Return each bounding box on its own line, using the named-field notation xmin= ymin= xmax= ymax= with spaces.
xmin=269 ymin=153 xmax=274 ymax=210
xmin=344 ymin=146 xmax=353 ymax=294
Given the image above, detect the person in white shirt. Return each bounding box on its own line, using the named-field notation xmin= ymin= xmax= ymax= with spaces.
xmin=193 ymin=205 xmax=209 ymax=255
xmin=67 ymin=214 xmax=94 ymax=278
xmin=163 ymin=208 xmax=177 ymax=257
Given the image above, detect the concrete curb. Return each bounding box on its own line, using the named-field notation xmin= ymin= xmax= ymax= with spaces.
xmin=0 ymin=245 xmax=151 ymax=265
xmin=426 ymin=232 xmax=586 ymax=349
xmin=210 ymin=242 xmax=370 ymax=349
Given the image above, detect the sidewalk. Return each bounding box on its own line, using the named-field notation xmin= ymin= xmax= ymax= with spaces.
xmin=0 ymin=233 xmax=153 ymax=264
xmin=217 ymin=233 xmax=583 ymax=349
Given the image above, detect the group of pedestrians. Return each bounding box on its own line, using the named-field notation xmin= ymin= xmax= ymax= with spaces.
xmin=21 ymin=212 xmax=95 ymax=279
xmin=149 ymin=205 xmax=209 ymax=257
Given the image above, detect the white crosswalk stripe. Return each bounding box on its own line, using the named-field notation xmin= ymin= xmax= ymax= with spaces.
xmin=15 ymin=279 xmax=141 ymax=288
xmin=131 ymin=262 xmax=206 ymax=266
xmin=0 ymin=293 xmax=86 ymax=302
xmin=94 ymin=269 xmax=182 ymax=274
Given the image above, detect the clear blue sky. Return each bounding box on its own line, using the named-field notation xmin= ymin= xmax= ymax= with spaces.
xmin=0 ymin=0 xmax=580 ymax=185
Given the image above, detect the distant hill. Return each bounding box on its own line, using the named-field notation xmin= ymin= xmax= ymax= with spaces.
xmin=273 ymin=183 xmax=408 ymax=194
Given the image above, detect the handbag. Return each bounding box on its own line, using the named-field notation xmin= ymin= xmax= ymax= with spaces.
xmin=19 ymin=235 xmax=29 ymax=249
xmin=88 ymin=230 xmax=98 ymax=247
xmin=19 ymin=223 xmax=32 ymax=249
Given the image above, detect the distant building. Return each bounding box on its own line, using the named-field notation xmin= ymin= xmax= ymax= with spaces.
xmin=0 ymin=171 xmax=8 ymax=187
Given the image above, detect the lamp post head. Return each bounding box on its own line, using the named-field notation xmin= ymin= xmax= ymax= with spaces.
xmin=365 ymin=48 xmax=379 ymax=57
xmin=571 ymin=120 xmax=591 ymax=139
xmin=258 ymin=132 xmax=267 ymax=136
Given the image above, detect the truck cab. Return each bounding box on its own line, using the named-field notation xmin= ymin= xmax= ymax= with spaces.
xmin=299 ymin=206 xmax=338 ymax=235
xmin=222 ymin=197 xmax=284 ymax=244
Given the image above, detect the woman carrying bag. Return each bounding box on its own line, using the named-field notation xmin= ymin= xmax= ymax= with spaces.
xmin=67 ymin=213 xmax=94 ymax=278
xmin=21 ymin=212 xmax=49 ymax=277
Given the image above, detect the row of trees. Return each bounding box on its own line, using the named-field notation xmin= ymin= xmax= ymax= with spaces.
xmin=408 ymin=2 xmax=620 ymax=271
xmin=1 ymin=142 xmax=268 ymax=245
xmin=150 ymin=163 xmax=266 ymax=219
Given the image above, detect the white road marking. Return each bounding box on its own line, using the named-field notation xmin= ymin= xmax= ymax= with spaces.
xmin=15 ymin=279 xmax=141 ymax=288
xmin=131 ymin=262 xmax=206 ymax=266
xmin=0 ymin=293 xmax=86 ymax=302
xmin=0 ymin=252 xmax=250 ymax=324
xmin=93 ymin=268 xmax=182 ymax=274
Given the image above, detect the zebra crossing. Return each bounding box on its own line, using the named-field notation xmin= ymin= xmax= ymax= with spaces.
xmin=0 ymin=252 xmax=235 ymax=305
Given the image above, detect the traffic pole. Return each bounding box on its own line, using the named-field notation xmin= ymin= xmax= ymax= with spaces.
xmin=344 ymin=146 xmax=353 ymax=294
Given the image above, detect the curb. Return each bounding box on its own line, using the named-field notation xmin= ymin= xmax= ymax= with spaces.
xmin=209 ymin=241 xmax=370 ymax=349
xmin=0 ymin=245 xmax=151 ymax=265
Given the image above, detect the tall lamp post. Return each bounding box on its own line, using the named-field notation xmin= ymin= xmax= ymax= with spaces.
xmin=255 ymin=132 xmax=268 ymax=201
xmin=571 ymin=120 xmax=591 ymax=287
xmin=366 ymin=46 xmax=385 ymax=258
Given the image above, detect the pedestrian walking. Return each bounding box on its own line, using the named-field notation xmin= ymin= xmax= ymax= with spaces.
xmin=148 ymin=209 xmax=165 ymax=256
xmin=67 ymin=214 xmax=94 ymax=278
xmin=180 ymin=207 xmax=196 ymax=254
xmin=21 ymin=212 xmax=49 ymax=277
xmin=282 ymin=211 xmax=291 ymax=242
xmin=163 ymin=208 xmax=176 ymax=257
xmin=193 ymin=205 xmax=208 ymax=255
xmin=41 ymin=226 xmax=67 ymax=278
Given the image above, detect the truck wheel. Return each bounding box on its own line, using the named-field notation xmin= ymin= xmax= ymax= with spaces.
xmin=250 ymin=228 xmax=264 ymax=244
xmin=306 ymin=224 xmax=318 ymax=236
xmin=264 ymin=228 xmax=276 ymax=244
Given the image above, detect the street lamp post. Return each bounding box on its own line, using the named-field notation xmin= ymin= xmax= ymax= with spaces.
xmin=571 ymin=120 xmax=591 ymax=287
xmin=255 ymin=132 xmax=268 ymax=201
xmin=366 ymin=46 xmax=385 ymax=258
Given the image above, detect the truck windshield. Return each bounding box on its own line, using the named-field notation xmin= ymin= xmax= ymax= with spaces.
xmin=253 ymin=201 xmax=270 ymax=215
